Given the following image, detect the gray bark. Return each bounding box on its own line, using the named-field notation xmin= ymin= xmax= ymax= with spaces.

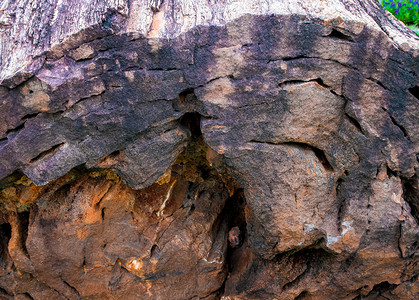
xmin=0 ymin=0 xmax=418 ymax=81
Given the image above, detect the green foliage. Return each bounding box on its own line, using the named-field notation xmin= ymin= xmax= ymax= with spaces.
xmin=381 ymin=1 xmax=419 ymax=27
xmin=407 ymin=24 xmax=419 ymax=34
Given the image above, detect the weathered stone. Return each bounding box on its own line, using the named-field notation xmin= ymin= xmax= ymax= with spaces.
xmin=0 ymin=0 xmax=418 ymax=299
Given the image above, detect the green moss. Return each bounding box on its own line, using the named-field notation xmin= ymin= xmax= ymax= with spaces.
xmin=172 ymin=135 xmax=213 ymax=182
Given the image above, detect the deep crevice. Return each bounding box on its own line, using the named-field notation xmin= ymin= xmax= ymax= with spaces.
xmin=0 ymin=286 xmax=12 ymax=297
xmin=282 ymin=55 xmax=308 ymax=61
xmin=226 ymin=189 xmax=247 ymax=252
xmin=30 ymin=143 xmax=65 ymax=163
xmin=279 ymin=78 xmax=330 ymax=89
xmin=249 ymin=140 xmax=334 ymax=172
xmin=294 ymin=290 xmax=309 ymax=300
xmin=345 ymin=113 xmax=365 ymax=135
xmin=408 ymin=86 xmax=419 ymax=101
xmin=17 ymin=211 xmax=30 ymax=256
xmin=101 ymin=208 xmax=106 ymax=221
xmin=215 ymin=188 xmax=248 ymax=298
xmin=386 ymin=165 xmax=398 ymax=178
xmin=279 ymin=246 xmax=333 ymax=292
xmin=175 ymin=88 xmax=196 ymax=112
xmin=382 ymin=107 xmax=409 ymax=139
xmin=282 ymin=266 xmax=310 ymax=291
xmin=311 ymin=146 xmax=334 ymax=171
xmin=336 ymin=177 xmax=345 ymax=232
xmin=177 ymin=109 xmax=248 ymax=299
xmin=0 ymin=222 xmax=11 ymax=267
xmin=22 ymin=293 xmax=34 ymax=300
xmin=62 ymin=279 xmax=81 ymax=299
xmin=5 ymin=122 xmax=25 ymax=135
xmin=21 ymin=113 xmax=39 ymax=122
xmin=352 ymin=281 xmax=398 ymax=300
xmin=327 ymin=29 xmax=355 ymax=42
xmin=388 ymin=114 xmax=409 ymax=139
xmin=179 ymin=112 xmax=202 ymax=138
xmin=366 ymin=77 xmax=388 ymax=90
xmin=401 ymin=175 xmax=419 ymax=224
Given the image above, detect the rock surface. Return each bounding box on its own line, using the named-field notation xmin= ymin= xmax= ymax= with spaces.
xmin=0 ymin=0 xmax=419 ymax=299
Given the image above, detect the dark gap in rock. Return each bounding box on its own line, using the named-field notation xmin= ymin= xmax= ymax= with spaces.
xmin=309 ymin=146 xmax=334 ymax=172
xmin=30 ymin=143 xmax=65 ymax=163
xmin=381 ymin=107 xmax=409 ymax=139
xmin=250 ymin=140 xmax=334 ymax=172
xmin=280 ymin=246 xmax=333 ymax=292
xmin=366 ymin=77 xmax=388 ymax=90
xmin=279 ymin=79 xmax=311 ymax=88
xmin=226 ymin=189 xmax=247 ymax=251
xmin=188 ymin=203 xmax=195 ymax=215
xmin=150 ymin=244 xmax=159 ymax=257
xmin=352 ymin=281 xmax=398 ymax=300
xmin=389 ymin=114 xmax=409 ymax=138
xmin=408 ymin=86 xmax=419 ymax=101
xmin=279 ymin=78 xmax=330 ymax=89
xmin=108 ymin=149 xmax=121 ymax=158
xmin=294 ymin=290 xmax=309 ymax=300
xmin=53 ymin=184 xmax=72 ymax=201
xmin=108 ymin=264 xmax=123 ymax=291
xmin=408 ymin=274 xmax=418 ymax=283
xmin=212 ymin=189 xmax=247 ymax=298
xmin=174 ymin=88 xmax=197 ymax=112
xmin=397 ymin=222 xmax=403 ymax=258
xmin=5 ymin=122 xmax=25 ymax=135
xmin=282 ymin=265 xmax=310 ymax=291
xmin=401 ymin=175 xmax=419 ymax=224
xmin=173 ymin=112 xmax=216 ymax=182
xmin=0 ymin=286 xmax=12 ymax=297
xmin=327 ymin=29 xmax=354 ymax=42
xmin=175 ymin=109 xmax=249 ymax=298
xmin=67 ymin=92 xmax=105 ymax=111
xmin=312 ymin=78 xmax=330 ymax=89
xmin=180 ymin=112 xmax=201 ymax=138
xmin=345 ymin=113 xmax=365 ymax=135
xmin=0 ymin=222 xmax=11 ymax=267
xmin=336 ymin=178 xmax=345 ymax=232
xmin=22 ymin=293 xmax=34 ymax=300
xmin=62 ymin=279 xmax=81 ymax=299
xmin=150 ymin=0 xmax=164 ymax=12
xmin=17 ymin=211 xmax=30 ymax=256
xmin=282 ymin=55 xmax=308 ymax=61
xmin=386 ymin=165 xmax=398 ymax=178
xmin=21 ymin=112 xmax=39 ymax=121
xmin=101 ymin=208 xmax=106 ymax=221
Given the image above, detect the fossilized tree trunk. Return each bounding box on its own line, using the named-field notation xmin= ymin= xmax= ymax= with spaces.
xmin=0 ymin=0 xmax=418 ymax=299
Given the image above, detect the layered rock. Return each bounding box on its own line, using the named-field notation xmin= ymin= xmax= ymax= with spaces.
xmin=0 ymin=0 xmax=418 ymax=299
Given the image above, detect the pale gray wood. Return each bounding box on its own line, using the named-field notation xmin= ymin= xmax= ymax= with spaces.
xmin=1 ymin=0 xmax=418 ymax=82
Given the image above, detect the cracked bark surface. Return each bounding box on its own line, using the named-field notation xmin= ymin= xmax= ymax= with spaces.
xmin=0 ymin=0 xmax=419 ymax=299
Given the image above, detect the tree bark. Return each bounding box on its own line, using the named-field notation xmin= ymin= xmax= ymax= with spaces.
xmin=0 ymin=0 xmax=418 ymax=299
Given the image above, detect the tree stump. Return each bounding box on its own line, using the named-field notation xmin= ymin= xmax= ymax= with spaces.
xmin=0 ymin=0 xmax=418 ymax=299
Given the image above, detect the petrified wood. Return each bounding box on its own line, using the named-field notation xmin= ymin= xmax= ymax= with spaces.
xmin=0 ymin=0 xmax=418 ymax=299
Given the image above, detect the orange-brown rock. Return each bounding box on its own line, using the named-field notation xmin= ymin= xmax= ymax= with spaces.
xmin=0 ymin=0 xmax=418 ymax=299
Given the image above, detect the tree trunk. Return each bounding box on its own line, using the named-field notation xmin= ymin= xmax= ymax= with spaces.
xmin=0 ymin=0 xmax=418 ymax=299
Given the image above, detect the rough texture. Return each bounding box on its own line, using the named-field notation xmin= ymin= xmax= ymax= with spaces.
xmin=0 ymin=0 xmax=419 ymax=299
